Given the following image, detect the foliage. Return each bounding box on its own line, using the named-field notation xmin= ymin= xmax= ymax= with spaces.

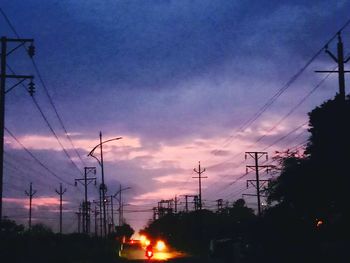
xmin=0 ymin=221 xmax=121 ymax=263
xmin=266 ymin=95 xmax=350 ymax=222
xmin=141 ymin=200 xmax=256 ymax=253
xmin=29 ymin=223 xmax=53 ymax=235
xmin=114 ymin=223 xmax=134 ymax=239
xmin=0 ymin=218 xmax=24 ymax=234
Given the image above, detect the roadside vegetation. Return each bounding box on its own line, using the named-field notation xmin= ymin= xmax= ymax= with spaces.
xmin=141 ymin=95 xmax=350 ymax=262
xmin=0 ymin=220 xmax=134 ymax=263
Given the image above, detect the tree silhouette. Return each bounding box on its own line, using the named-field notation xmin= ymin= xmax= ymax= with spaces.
xmin=266 ymin=95 xmax=350 ymax=223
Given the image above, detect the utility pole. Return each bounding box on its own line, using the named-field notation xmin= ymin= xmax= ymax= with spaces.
xmin=75 ymin=167 xmax=96 ymax=234
xmin=25 ymin=182 xmax=36 ymax=230
xmin=99 ymin=132 xmax=108 ymax=237
xmin=76 ymin=205 xmax=82 ymax=233
xmin=194 ymin=195 xmax=199 ymax=211
xmin=152 ymin=207 xmax=158 ymax=221
xmin=245 ymin=152 xmax=270 ymax=216
xmin=193 ymin=162 xmax=207 ymax=210
xmin=316 ymin=32 xmax=350 ymax=100
xmin=88 ymin=134 xmax=122 ymax=237
xmin=174 ymin=195 xmax=178 ymax=214
xmin=114 ymin=185 xmax=131 ymax=226
xmin=99 ymin=188 xmax=103 ymax=236
xmin=182 ymin=194 xmax=198 ymax=212
xmin=0 ymin=36 xmax=35 ymax=222
xmin=216 ymin=199 xmax=223 ymax=213
xmin=55 ymin=183 xmax=67 ymax=234
xmin=109 ymin=195 xmax=114 ymax=232
xmin=93 ymin=203 xmax=99 ymax=236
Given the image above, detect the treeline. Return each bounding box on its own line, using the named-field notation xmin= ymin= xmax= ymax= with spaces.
xmin=141 ymin=95 xmax=350 ymax=262
xmin=0 ymin=220 xmax=121 ymax=263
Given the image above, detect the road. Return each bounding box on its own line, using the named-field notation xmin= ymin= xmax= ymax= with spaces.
xmin=119 ymin=244 xmax=224 ymax=263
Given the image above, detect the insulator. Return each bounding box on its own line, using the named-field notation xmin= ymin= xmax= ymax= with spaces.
xmin=28 ymin=80 xmax=35 ymax=96
xmin=28 ymin=43 xmax=35 ymax=58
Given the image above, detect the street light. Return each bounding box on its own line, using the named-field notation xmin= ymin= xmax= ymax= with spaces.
xmin=114 ymin=185 xmax=131 ymax=226
xmin=88 ymin=132 xmax=122 ymax=237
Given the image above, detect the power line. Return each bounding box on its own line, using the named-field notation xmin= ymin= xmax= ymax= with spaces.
xmin=30 ymin=58 xmax=86 ymax=167
xmin=204 ymin=64 xmax=336 ymax=196
xmin=31 ymin=95 xmax=83 ymax=175
xmin=208 ymin=19 xmax=350 ymax=164
xmin=4 ymin=127 xmax=74 ymax=186
xmin=0 ymin=7 xmax=86 ymax=170
xmin=6 ymin=63 xmax=83 ymax=176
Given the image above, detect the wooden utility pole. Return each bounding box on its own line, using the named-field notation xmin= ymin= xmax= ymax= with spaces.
xmin=0 ymin=36 xmax=34 ymax=222
xmin=25 ymin=182 xmax=36 ymax=230
xmin=174 ymin=195 xmax=178 ymax=213
xmin=75 ymin=167 xmax=96 ymax=234
xmin=193 ymin=162 xmax=207 ymax=210
xmin=185 ymin=195 xmax=189 ymax=212
xmin=245 ymin=152 xmax=270 ymax=216
xmin=93 ymin=203 xmax=99 ymax=236
xmin=316 ymin=32 xmax=350 ymax=100
xmin=216 ymin=199 xmax=223 ymax=213
xmin=55 ymin=183 xmax=67 ymax=234
xmin=76 ymin=205 xmax=82 ymax=233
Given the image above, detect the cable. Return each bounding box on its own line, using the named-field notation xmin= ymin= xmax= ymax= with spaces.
xmin=5 ymin=64 xmax=83 ymax=176
xmin=31 ymin=95 xmax=83 ymax=175
xmin=208 ymin=19 xmax=350 ymax=164
xmin=4 ymin=127 xmax=74 ymax=186
xmin=30 ymin=58 xmax=86 ymax=167
xmin=0 ymin=8 xmax=86 ymax=170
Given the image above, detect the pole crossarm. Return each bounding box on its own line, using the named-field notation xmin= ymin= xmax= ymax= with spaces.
xmin=242 ymin=193 xmax=268 ymax=198
xmin=0 ymin=36 xmax=35 ymax=222
xmin=246 ymin=179 xmax=270 ymax=189
xmin=245 ymin=151 xmax=270 ymax=216
xmin=193 ymin=161 xmax=207 ymax=210
xmin=75 ymin=167 xmax=96 ymax=234
xmin=315 ymin=32 xmax=349 ymax=100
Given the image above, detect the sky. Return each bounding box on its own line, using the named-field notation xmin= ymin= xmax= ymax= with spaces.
xmin=1 ymin=0 xmax=350 ymax=233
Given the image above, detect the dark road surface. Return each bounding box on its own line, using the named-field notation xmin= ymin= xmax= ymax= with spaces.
xmin=119 ymin=245 xmax=224 ymax=263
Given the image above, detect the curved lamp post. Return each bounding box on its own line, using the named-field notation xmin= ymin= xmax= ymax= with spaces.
xmin=88 ymin=132 xmax=122 ymax=237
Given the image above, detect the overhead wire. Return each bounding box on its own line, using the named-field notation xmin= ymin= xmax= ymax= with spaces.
xmin=0 ymin=7 xmax=85 ymax=171
xmin=207 ymin=19 xmax=350 ymax=166
xmin=4 ymin=127 xmax=75 ymax=186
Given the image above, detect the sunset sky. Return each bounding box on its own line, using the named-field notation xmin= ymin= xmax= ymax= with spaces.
xmin=1 ymin=0 xmax=350 ymax=232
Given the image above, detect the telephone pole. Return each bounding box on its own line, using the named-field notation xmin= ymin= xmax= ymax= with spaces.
xmin=174 ymin=195 xmax=178 ymax=214
xmin=104 ymin=195 xmax=115 ymax=233
xmin=216 ymin=199 xmax=223 ymax=213
xmin=25 ymin=182 xmax=37 ymax=230
xmin=245 ymin=152 xmax=270 ymax=216
xmin=114 ymin=185 xmax=131 ymax=226
xmin=0 ymin=36 xmax=35 ymax=222
xmin=193 ymin=162 xmax=207 ymax=210
xmin=55 ymin=183 xmax=67 ymax=234
xmin=93 ymin=203 xmax=99 ymax=236
xmin=75 ymin=167 xmax=96 ymax=234
xmin=76 ymin=205 xmax=82 ymax=233
xmin=316 ymin=32 xmax=350 ymax=100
